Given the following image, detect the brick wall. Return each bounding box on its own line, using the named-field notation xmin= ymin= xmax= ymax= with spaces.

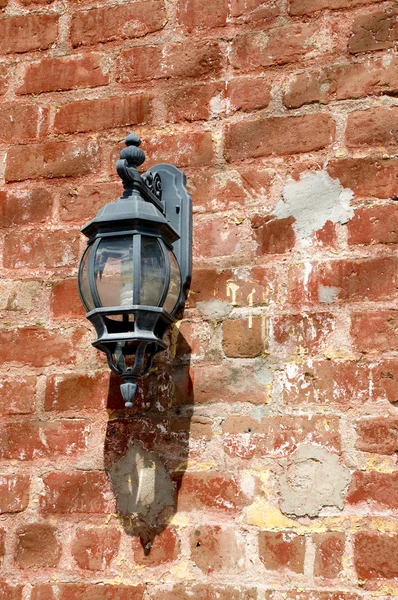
xmin=0 ymin=0 xmax=397 ymax=597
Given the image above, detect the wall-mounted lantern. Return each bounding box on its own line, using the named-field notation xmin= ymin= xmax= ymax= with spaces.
xmin=77 ymin=132 xmax=192 ymax=408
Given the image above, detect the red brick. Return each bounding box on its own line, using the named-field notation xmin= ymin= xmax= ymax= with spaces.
xmin=355 ymin=417 xmax=398 ymax=454
xmin=346 ymin=107 xmax=398 ymax=150
xmin=17 ymin=54 xmax=108 ymax=95
xmin=251 ymin=215 xmax=296 ymax=254
xmin=132 ymin=526 xmax=180 ymax=565
xmin=55 ymin=95 xmax=152 ymax=134
xmin=230 ymin=0 xmax=280 ymax=22
xmin=351 ymin=310 xmax=398 ymax=353
xmin=349 ymin=10 xmax=398 ymax=54
xmin=348 ymin=204 xmax=398 ymax=245
xmin=0 ymin=188 xmax=52 ymax=228
xmin=281 ymin=360 xmax=370 ymax=408
xmin=313 ymin=532 xmax=345 ymax=578
xmin=0 ymin=328 xmax=76 ymax=367
xmin=280 ymin=593 xmax=359 ymax=600
xmin=0 ymin=64 xmax=8 ymax=94
xmin=4 ymin=230 xmax=79 ymax=269
xmin=190 ymin=525 xmax=241 ymax=573
xmin=72 ymin=527 xmax=120 ymax=571
xmin=354 ymin=532 xmax=398 ymax=579
xmin=40 ymin=471 xmax=113 ymax=514
xmin=0 ymin=103 xmax=47 ymax=142
xmin=176 ymin=472 xmax=249 ymax=511
xmin=59 ymin=182 xmax=121 ymax=222
xmin=258 ymin=531 xmax=305 ymax=573
xmin=6 ymin=139 xmax=100 ymax=182
xmin=347 ymin=471 xmax=398 ymax=509
xmin=117 ymin=41 xmax=222 ymax=83
xmin=177 ymin=0 xmax=227 ymax=30
xmin=290 ymin=0 xmax=383 ymax=14
xmin=0 ymin=421 xmax=88 ymax=461
xmin=143 ymin=131 xmax=214 ymax=169
xmin=328 ymin=157 xmax=398 ymax=199
xmin=272 ymin=312 xmax=335 ymax=356
xmin=0 ymin=582 xmax=22 ymax=600
xmin=224 ymin=114 xmax=335 ymax=161
xmin=45 ymin=372 xmax=111 ymax=411
xmin=230 ymin=23 xmax=330 ymax=70
xmin=0 ymin=377 xmax=36 ymax=415
xmin=58 ymin=584 xmax=144 ymax=600
xmin=0 ymin=474 xmax=29 ymax=513
xmin=70 ymin=0 xmax=166 ymax=47
xmin=372 ymin=360 xmax=398 ymax=404
xmin=0 ymin=530 xmax=4 ymax=561
xmin=222 ymin=317 xmax=266 ymax=358
xmin=50 ymin=279 xmax=85 ymax=319
xmin=284 ymin=57 xmax=398 ymax=108
xmin=186 ymin=267 xmax=232 ymax=307
xmin=293 ymin=258 xmax=398 ymax=305
xmin=15 ymin=524 xmax=61 ymax=568
xmin=164 ymin=82 xmax=224 ymax=123
xmin=30 ymin=586 xmax=55 ymax=600
xmin=174 ymin=320 xmax=209 ymax=358
xmin=226 ymin=77 xmax=271 ymax=112
xmin=194 ymin=217 xmax=245 ymax=259
xmin=222 ymin=415 xmax=340 ymax=458
xmin=0 ymin=14 xmax=58 ymax=54
xmin=151 ymin=587 xmax=257 ymax=600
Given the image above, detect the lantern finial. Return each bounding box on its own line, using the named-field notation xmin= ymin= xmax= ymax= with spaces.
xmin=119 ymin=131 xmax=145 ymax=169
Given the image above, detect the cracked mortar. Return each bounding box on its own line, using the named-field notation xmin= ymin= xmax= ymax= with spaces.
xmin=279 ymin=444 xmax=351 ymax=517
xmin=276 ymin=171 xmax=354 ymax=238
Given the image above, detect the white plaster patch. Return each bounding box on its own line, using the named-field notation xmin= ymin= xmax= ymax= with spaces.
xmin=275 ymin=171 xmax=354 ymax=239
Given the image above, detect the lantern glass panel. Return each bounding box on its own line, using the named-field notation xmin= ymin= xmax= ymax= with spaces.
xmin=140 ymin=237 xmax=166 ymax=306
xmin=78 ymin=244 xmax=95 ymax=312
xmin=163 ymin=250 xmax=181 ymax=314
xmin=95 ymin=236 xmax=134 ymax=307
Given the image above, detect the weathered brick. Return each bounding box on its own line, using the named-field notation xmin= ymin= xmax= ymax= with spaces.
xmin=372 ymin=359 xmax=398 ymax=404
xmin=349 ymin=10 xmax=398 ymax=54
xmin=313 ymin=532 xmax=345 ymax=578
xmin=17 ymin=54 xmax=107 ymax=95
xmin=224 ymin=114 xmax=335 ymax=161
xmin=251 ymin=215 xmax=296 ymax=254
xmin=348 ymin=204 xmax=398 ymax=245
xmin=258 ymin=531 xmax=305 ymax=573
xmin=194 ymin=217 xmax=245 ymax=259
xmin=45 ymin=372 xmax=111 ymax=411
xmin=143 ymin=131 xmax=214 ymax=169
xmin=226 ymin=77 xmax=271 ymax=112
xmin=50 ymin=279 xmax=86 ymax=319
xmin=0 ymin=14 xmax=58 ymax=54
xmin=117 ymin=41 xmax=222 ymax=83
xmin=355 ymin=417 xmax=398 ymax=454
xmin=54 ymin=95 xmax=152 ymax=134
xmin=59 ymin=182 xmax=121 ymax=222
xmin=0 ymin=188 xmax=52 ymax=227
xmin=190 ymin=526 xmax=241 ymax=573
xmin=0 ymin=474 xmax=29 ymax=513
xmin=290 ymin=0 xmax=383 ymax=14
xmin=4 ymin=230 xmax=79 ymax=269
xmin=70 ymin=0 xmax=166 ymax=47
xmin=222 ymin=415 xmax=340 ymax=458
xmin=72 ymin=527 xmax=120 ymax=571
xmin=354 ymin=532 xmax=398 ymax=579
xmin=230 ymin=22 xmax=331 ymax=70
xmin=177 ymin=0 xmax=227 ymax=30
xmin=0 ymin=64 xmax=8 ymax=94
xmin=0 ymin=581 xmax=22 ymax=600
xmin=176 ymin=472 xmax=249 ymax=511
xmin=351 ymin=310 xmax=398 ymax=353
xmin=0 ymin=103 xmax=47 ymax=142
xmin=347 ymin=471 xmax=398 ymax=509
xmin=40 ymin=471 xmax=113 ymax=514
xmin=15 ymin=524 xmax=61 ymax=568
xmin=0 ymin=376 xmax=36 ymax=415
xmin=346 ymin=107 xmax=398 ymax=150
xmin=272 ymin=312 xmax=335 ymax=356
xmin=6 ymin=139 xmax=100 ymax=182
xmin=222 ymin=317 xmax=266 ymax=358
xmin=57 ymin=584 xmax=144 ymax=600
xmin=328 ymin=157 xmax=398 ymax=199
xmin=132 ymin=527 xmax=180 ymax=565
xmin=0 ymin=421 xmax=88 ymax=460
xmin=230 ymin=0 xmax=280 ymax=22
xmin=0 ymin=328 xmax=76 ymax=367
xmin=0 ymin=530 xmax=4 ymax=562
xmin=164 ymin=81 xmax=224 ymax=123
xmin=284 ymin=57 xmax=398 ymax=108
xmin=151 ymin=587 xmax=257 ymax=600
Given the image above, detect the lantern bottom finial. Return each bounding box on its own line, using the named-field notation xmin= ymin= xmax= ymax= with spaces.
xmin=120 ymin=380 xmax=138 ymax=408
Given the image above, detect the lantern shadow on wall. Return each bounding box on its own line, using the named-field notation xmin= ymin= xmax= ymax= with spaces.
xmin=78 ymin=132 xmax=194 ymax=551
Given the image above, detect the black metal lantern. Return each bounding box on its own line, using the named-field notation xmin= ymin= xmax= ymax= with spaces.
xmin=78 ymin=132 xmax=192 ymax=407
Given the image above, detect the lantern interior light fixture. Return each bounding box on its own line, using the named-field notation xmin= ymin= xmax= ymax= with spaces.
xmin=77 ymin=132 xmax=192 ymax=408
